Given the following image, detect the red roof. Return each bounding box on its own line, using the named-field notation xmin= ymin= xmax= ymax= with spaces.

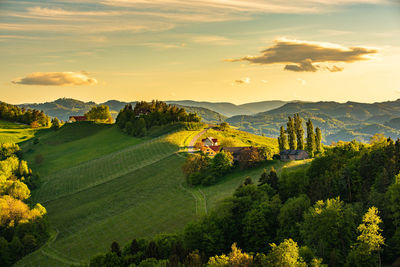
xmin=69 ymin=116 xmax=87 ymax=121
xmin=212 ymin=139 xmax=218 ymax=143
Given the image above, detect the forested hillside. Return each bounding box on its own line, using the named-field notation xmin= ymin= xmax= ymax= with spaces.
xmin=227 ymin=99 xmax=400 ymax=144
xmin=19 ymin=98 xmax=226 ymax=124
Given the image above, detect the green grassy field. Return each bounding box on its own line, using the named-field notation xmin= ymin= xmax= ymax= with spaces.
xmin=201 ymin=127 xmax=279 ymax=151
xmin=11 ymin=123 xmax=309 ymax=266
xmin=21 ymin=122 xmax=143 ymax=176
xmin=0 ymin=120 xmax=37 ymax=144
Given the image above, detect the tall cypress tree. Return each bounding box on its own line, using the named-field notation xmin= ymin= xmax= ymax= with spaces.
xmin=306 ymin=119 xmax=316 ymax=157
xmin=315 ymin=127 xmax=323 ymax=154
xmin=287 ymin=116 xmax=297 ymax=150
xmin=278 ymin=126 xmax=288 ymax=151
xmin=294 ymin=114 xmax=304 ymax=150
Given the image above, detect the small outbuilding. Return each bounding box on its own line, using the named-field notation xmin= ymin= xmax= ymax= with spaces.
xmin=280 ymin=150 xmax=309 ymax=161
xmin=68 ymin=116 xmax=87 ymax=123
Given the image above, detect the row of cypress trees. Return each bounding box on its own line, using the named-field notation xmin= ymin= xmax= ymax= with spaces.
xmin=278 ymin=114 xmax=323 ymax=157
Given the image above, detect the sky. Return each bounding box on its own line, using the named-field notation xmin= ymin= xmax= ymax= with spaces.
xmin=0 ymin=0 xmax=399 ymax=105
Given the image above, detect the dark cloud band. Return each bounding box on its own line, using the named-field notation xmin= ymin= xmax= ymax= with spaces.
xmin=227 ymin=38 xmax=378 ymax=72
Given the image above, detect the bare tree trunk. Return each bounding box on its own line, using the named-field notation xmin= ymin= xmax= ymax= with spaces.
xmin=378 ymin=251 xmax=381 ymax=267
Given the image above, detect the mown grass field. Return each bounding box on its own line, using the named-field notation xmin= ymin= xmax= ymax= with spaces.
xmin=0 ymin=120 xmax=37 ymax=144
xmin=12 ymin=123 xmax=309 ymax=266
xmin=201 ymin=127 xmax=279 ymax=152
xmin=21 ymin=122 xmax=143 ymax=176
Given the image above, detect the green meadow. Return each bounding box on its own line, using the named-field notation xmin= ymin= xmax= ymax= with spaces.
xmin=3 ymin=122 xmax=307 ymax=266
xmin=0 ymin=120 xmax=37 ymax=144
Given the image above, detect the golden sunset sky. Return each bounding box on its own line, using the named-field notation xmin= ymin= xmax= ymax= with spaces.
xmin=0 ymin=0 xmax=399 ymax=104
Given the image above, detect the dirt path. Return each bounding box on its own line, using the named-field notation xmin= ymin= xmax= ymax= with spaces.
xmin=187 ymin=128 xmax=209 ymax=153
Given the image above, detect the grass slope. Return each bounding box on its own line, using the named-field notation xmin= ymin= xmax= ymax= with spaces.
xmin=201 ymin=127 xmax=278 ymax=150
xmin=15 ymin=124 xmax=307 ymax=266
xmin=0 ymin=120 xmax=36 ymax=144
xmin=21 ymin=122 xmax=143 ymax=176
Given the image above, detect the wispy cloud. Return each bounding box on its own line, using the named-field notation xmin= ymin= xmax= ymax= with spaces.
xmin=12 ymin=72 xmax=98 ymax=86
xmin=226 ymin=38 xmax=378 ymax=72
xmin=142 ymin=42 xmax=186 ymax=49
xmin=297 ymin=78 xmax=306 ymax=85
xmin=233 ymin=77 xmax=250 ymax=85
xmin=192 ymin=35 xmax=233 ymax=46
xmin=100 ymin=0 xmax=391 ymax=14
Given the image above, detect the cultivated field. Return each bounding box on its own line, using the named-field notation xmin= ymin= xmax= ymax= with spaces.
xmin=13 ymin=123 xmax=308 ymax=266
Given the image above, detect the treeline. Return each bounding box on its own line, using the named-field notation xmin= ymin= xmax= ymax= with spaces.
xmin=0 ymin=143 xmax=49 ymax=266
xmin=183 ymin=147 xmax=273 ymax=186
xmin=278 ymin=114 xmax=323 ymax=157
xmin=0 ymin=101 xmax=50 ymax=127
xmin=85 ymin=105 xmax=113 ymax=123
xmin=85 ymin=136 xmax=399 ymax=266
xmin=116 ymin=100 xmax=202 ymax=137
xmin=182 ymin=151 xmax=233 ymax=186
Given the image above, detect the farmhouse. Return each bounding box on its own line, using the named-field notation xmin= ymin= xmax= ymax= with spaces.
xmin=68 ymin=116 xmax=87 ymax=123
xmin=202 ymin=137 xmax=218 ymax=146
xmin=280 ymin=150 xmax=309 ymax=161
xmin=201 ymin=145 xmax=220 ymax=157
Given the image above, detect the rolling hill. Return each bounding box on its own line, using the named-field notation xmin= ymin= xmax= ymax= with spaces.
xmin=0 ymin=120 xmax=37 ymax=144
xmin=227 ymin=99 xmax=400 ymax=144
xmin=166 ymin=100 xmax=287 ymax=117
xmin=7 ymin=121 xmax=297 ymax=266
xmin=18 ymin=98 xmax=228 ymax=124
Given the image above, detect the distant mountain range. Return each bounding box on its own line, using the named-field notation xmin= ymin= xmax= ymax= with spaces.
xmin=18 ymin=98 xmax=286 ymax=122
xmin=17 ymin=98 xmax=400 ymax=144
xmin=227 ymin=100 xmax=400 ymax=144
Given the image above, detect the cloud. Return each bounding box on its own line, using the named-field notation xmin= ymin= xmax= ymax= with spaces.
xmin=143 ymin=42 xmax=185 ymax=49
xmin=192 ymin=35 xmax=233 ymax=45
xmin=101 ymin=0 xmax=391 ymax=14
xmin=12 ymin=72 xmax=98 ymax=86
xmin=227 ymin=38 xmax=378 ymax=72
xmin=297 ymin=78 xmax=307 ymax=85
xmin=234 ymin=77 xmax=250 ymax=85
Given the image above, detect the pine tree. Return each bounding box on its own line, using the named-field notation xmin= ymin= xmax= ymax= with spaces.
xmin=294 ymin=114 xmax=304 ymax=150
xmin=306 ymin=119 xmax=316 ymax=157
xmin=111 ymin=241 xmax=121 ymax=257
xmin=315 ymin=127 xmax=323 ymax=154
xmin=287 ymin=116 xmax=297 ymax=150
xmin=258 ymin=169 xmax=268 ymax=186
xmin=268 ymin=167 xmax=278 ymax=190
xmin=130 ymin=239 xmax=139 ymax=255
xmin=278 ymin=126 xmax=288 ymax=151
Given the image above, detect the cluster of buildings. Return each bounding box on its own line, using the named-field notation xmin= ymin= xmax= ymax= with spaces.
xmin=199 ymin=137 xmax=261 ymax=162
xmin=199 ymin=136 xmax=309 ymax=161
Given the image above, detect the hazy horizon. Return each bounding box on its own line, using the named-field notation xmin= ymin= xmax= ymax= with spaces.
xmin=9 ymin=96 xmax=400 ymax=106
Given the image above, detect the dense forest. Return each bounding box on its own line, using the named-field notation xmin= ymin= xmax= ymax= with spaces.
xmin=116 ymin=100 xmax=202 ymax=137
xmin=0 ymin=101 xmax=50 ymax=127
xmin=83 ymin=135 xmax=400 ymax=267
xmin=0 ymin=143 xmax=49 ymax=266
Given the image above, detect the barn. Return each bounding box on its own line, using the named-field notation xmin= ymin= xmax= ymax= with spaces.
xmin=68 ymin=116 xmax=87 ymax=123
xmin=280 ymin=150 xmax=309 ymax=161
